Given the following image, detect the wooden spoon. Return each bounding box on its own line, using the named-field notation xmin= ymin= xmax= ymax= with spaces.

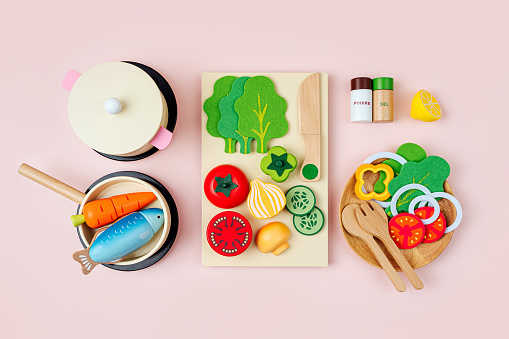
xmin=342 ymin=204 xmax=406 ymax=292
xmin=356 ymin=201 xmax=424 ymax=290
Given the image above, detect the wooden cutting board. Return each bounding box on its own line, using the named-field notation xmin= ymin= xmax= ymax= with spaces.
xmin=202 ymin=73 xmax=328 ymax=267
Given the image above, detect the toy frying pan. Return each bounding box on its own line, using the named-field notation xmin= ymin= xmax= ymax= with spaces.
xmin=18 ymin=164 xmax=178 ymax=271
xmin=63 ymin=61 xmax=178 ymax=161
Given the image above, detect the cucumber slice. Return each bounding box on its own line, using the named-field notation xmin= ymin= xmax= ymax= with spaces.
xmin=293 ymin=207 xmax=324 ymax=236
xmin=285 ymin=185 xmax=316 ymax=216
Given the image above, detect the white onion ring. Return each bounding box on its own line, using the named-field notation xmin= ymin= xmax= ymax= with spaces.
xmin=408 ymin=195 xmax=440 ymax=225
xmin=362 ymin=152 xmax=407 ymax=166
xmin=390 ymin=184 xmax=432 ymax=218
xmin=418 ymin=192 xmax=462 ymax=233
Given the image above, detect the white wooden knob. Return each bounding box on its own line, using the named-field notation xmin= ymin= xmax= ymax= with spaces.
xmin=104 ymin=97 xmax=123 ymax=114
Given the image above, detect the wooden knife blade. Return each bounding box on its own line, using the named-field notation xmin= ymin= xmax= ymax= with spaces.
xmin=298 ymin=73 xmax=321 ymax=182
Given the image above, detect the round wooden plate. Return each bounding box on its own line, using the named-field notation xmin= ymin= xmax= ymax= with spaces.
xmin=339 ymin=159 xmax=456 ymax=271
xmin=77 ymin=171 xmax=179 ymax=271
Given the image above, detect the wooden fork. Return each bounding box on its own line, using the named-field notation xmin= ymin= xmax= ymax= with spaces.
xmin=342 ymin=204 xmax=406 ymax=292
xmin=356 ymin=201 xmax=424 ymax=290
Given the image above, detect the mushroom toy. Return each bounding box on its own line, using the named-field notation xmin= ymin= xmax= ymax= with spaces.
xmin=255 ymin=222 xmax=291 ymax=256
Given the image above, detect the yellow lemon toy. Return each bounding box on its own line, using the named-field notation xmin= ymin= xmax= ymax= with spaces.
xmin=410 ymin=90 xmax=442 ymax=122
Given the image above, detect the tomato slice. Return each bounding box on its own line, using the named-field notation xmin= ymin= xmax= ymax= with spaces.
xmin=206 ymin=211 xmax=252 ymax=256
xmin=388 ymin=213 xmax=425 ymax=249
xmin=204 ymin=165 xmax=249 ymax=209
xmin=414 ymin=206 xmax=447 ymax=243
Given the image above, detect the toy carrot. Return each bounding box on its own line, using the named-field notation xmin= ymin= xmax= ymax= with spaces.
xmin=71 ymin=192 xmax=157 ymax=228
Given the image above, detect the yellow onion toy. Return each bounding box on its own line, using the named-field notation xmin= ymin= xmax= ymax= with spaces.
xmin=247 ymin=179 xmax=286 ymax=219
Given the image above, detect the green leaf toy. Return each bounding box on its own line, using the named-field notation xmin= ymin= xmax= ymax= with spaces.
xmin=260 ymin=146 xmax=297 ymax=182
xmin=235 ymin=76 xmax=288 ymax=153
xmin=374 ymin=143 xmax=427 ymax=194
xmin=385 ymin=156 xmax=450 ymax=216
xmin=203 ymin=76 xmax=238 ymax=153
xmin=218 ymin=77 xmax=253 ymax=154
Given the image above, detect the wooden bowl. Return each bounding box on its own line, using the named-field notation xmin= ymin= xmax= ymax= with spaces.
xmin=77 ymin=173 xmax=174 ymax=267
xmin=339 ymin=159 xmax=456 ymax=270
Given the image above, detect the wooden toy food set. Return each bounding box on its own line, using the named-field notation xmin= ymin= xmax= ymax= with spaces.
xmin=202 ymin=73 xmax=328 ymax=266
xmin=339 ymin=143 xmax=462 ymax=291
xmin=18 ymin=164 xmax=179 ymax=273
xmin=62 ymin=61 xmax=178 ymax=161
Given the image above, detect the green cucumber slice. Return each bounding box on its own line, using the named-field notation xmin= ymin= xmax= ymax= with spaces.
xmin=285 ymin=185 xmax=316 ymax=216
xmin=293 ymin=207 xmax=324 ymax=236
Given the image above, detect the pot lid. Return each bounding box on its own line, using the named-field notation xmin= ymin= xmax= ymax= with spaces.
xmin=68 ymin=62 xmax=165 ymax=156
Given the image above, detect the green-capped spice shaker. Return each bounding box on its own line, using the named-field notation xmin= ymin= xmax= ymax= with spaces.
xmin=372 ymin=77 xmax=393 ymax=122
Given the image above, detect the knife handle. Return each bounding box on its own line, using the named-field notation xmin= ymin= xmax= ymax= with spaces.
xmin=300 ymin=134 xmax=320 ymax=182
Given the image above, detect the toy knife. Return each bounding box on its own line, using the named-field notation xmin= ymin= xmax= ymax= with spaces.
xmin=298 ymin=73 xmax=321 ymax=182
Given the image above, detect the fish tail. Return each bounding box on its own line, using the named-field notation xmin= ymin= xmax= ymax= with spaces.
xmin=72 ymin=249 xmax=99 ymax=275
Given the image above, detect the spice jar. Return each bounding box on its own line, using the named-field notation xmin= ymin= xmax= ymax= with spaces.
xmin=350 ymin=77 xmax=372 ymax=122
xmin=373 ymin=77 xmax=394 ymax=122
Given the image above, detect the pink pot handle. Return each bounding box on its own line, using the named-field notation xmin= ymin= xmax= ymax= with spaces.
xmin=150 ymin=126 xmax=173 ymax=150
xmin=62 ymin=70 xmax=81 ymax=91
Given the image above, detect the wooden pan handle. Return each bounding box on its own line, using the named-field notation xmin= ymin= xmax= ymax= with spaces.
xmin=18 ymin=163 xmax=86 ymax=204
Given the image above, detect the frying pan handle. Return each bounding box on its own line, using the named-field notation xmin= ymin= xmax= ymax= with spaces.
xmin=18 ymin=163 xmax=86 ymax=204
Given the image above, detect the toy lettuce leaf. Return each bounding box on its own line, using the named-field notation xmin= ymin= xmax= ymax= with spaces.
xmin=218 ymin=77 xmax=253 ymax=154
xmin=235 ymin=76 xmax=288 ymax=153
xmin=385 ymin=156 xmax=450 ymax=217
xmin=374 ymin=143 xmax=427 ymax=194
xmin=203 ymin=76 xmax=238 ymax=153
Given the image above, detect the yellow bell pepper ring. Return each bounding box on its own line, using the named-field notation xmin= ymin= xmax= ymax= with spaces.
xmin=354 ymin=164 xmax=394 ymax=201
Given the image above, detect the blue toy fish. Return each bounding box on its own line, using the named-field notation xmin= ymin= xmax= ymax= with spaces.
xmin=73 ymin=208 xmax=164 ymax=275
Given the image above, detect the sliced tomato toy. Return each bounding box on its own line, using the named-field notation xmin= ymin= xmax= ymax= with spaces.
xmin=207 ymin=211 xmax=252 ymax=257
xmin=204 ymin=165 xmax=249 ymax=208
xmin=415 ymin=206 xmax=447 ymax=243
xmin=388 ymin=213 xmax=425 ymax=249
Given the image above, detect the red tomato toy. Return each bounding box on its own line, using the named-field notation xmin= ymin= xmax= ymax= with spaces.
xmin=388 ymin=213 xmax=425 ymax=249
xmin=206 ymin=211 xmax=252 ymax=256
xmin=415 ymin=206 xmax=447 ymax=243
xmin=204 ymin=165 xmax=249 ymax=209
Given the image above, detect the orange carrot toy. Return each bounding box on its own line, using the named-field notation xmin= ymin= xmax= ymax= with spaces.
xmin=71 ymin=192 xmax=157 ymax=228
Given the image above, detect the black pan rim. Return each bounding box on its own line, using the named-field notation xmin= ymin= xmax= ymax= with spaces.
xmin=95 ymin=61 xmax=178 ymax=162
xmin=76 ymin=171 xmax=179 ymax=271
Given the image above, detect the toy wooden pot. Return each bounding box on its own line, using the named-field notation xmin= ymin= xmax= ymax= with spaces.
xmin=18 ymin=164 xmax=178 ymax=271
xmin=63 ymin=61 xmax=178 ymax=161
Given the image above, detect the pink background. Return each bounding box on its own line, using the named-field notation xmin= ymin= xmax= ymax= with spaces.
xmin=1 ymin=1 xmax=507 ymax=338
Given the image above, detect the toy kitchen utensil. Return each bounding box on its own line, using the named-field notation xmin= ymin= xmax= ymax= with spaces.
xmin=356 ymin=201 xmax=424 ymax=290
xmin=18 ymin=163 xmax=178 ymax=271
xmin=341 ymin=204 xmax=406 ymax=292
xmin=62 ymin=61 xmax=177 ymax=161
xmin=299 ymin=73 xmax=321 ymax=182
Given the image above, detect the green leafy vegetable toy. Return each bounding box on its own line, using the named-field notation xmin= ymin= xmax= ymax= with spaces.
xmin=218 ymin=77 xmax=253 ymax=154
xmin=203 ymin=76 xmax=238 ymax=153
xmin=260 ymin=146 xmax=297 ymax=182
xmin=235 ymin=76 xmax=288 ymax=153
xmin=374 ymin=143 xmax=427 ymax=193
xmin=385 ymin=156 xmax=450 ymax=216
